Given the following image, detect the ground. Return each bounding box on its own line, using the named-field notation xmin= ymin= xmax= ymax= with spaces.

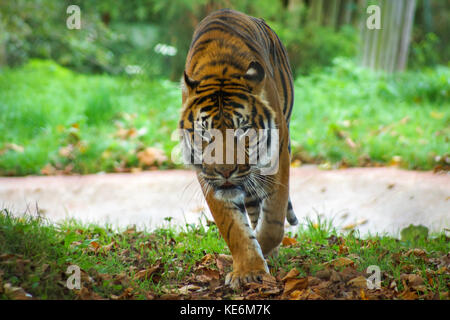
xmin=0 ymin=165 xmax=448 ymax=300
xmin=1 ymin=166 xmax=448 ymax=237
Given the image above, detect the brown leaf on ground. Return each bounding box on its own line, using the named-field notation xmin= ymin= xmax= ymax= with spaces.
xmin=101 ymin=241 xmax=118 ymax=254
xmin=315 ymin=269 xmax=331 ymax=280
xmin=329 ymin=270 xmax=343 ymax=283
xmin=290 ymin=288 xmax=323 ymax=300
xmin=325 ymin=257 xmax=355 ymax=268
xmin=307 ymin=276 xmax=321 ymax=287
xmin=89 ymin=241 xmax=100 ymax=250
xmin=115 ymin=128 xmax=138 ymax=140
xmin=401 ymin=274 xmax=425 ymax=287
xmin=289 ymin=289 xmax=304 ymax=300
xmin=282 ymin=236 xmax=297 ymax=246
xmin=342 ymin=219 xmax=368 ymax=231
xmin=200 ymin=253 xmax=215 ymax=266
xmin=281 ymin=268 xmax=300 ymax=282
xmin=347 ymin=276 xmax=368 ymax=288
xmin=400 ymin=273 xmax=426 ymax=292
xmin=178 ymin=284 xmax=202 ymax=295
xmin=59 ymin=145 xmax=74 ymax=158
xmin=405 ymin=248 xmax=427 ymax=258
xmin=260 ymin=273 xmax=277 ymax=287
xmin=195 ymin=267 xmax=220 ymax=284
xmin=137 ymin=147 xmax=167 ymax=167
xmin=399 ymin=289 xmax=418 ymax=300
xmin=3 ymin=283 xmax=32 ymax=300
xmin=76 ymin=287 xmax=104 ymax=300
xmin=0 ymin=143 xmax=24 ymax=155
xmin=160 ymin=293 xmax=182 ymax=300
xmin=360 ymin=289 xmax=369 ymax=300
xmin=117 ymin=287 xmax=134 ymax=300
xmin=283 ymin=277 xmax=308 ymax=296
xmin=133 ymin=264 xmax=160 ymax=281
xmin=215 ymin=254 xmax=232 ymax=275
xmin=41 ymin=163 xmax=57 ymax=175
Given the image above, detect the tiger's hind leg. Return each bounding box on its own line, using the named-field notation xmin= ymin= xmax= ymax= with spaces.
xmin=256 ymin=185 xmax=289 ymax=257
xmin=286 ymin=197 xmax=298 ymax=226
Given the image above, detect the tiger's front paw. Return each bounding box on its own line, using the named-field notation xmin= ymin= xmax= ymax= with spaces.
xmin=225 ymin=269 xmax=268 ymax=289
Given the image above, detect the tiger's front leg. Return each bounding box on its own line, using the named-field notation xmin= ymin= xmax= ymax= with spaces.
xmin=202 ymin=184 xmax=269 ymax=289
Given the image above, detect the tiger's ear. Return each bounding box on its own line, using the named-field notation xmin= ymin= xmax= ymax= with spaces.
xmin=244 ymin=61 xmax=265 ymax=83
xmin=183 ymin=71 xmax=199 ymax=92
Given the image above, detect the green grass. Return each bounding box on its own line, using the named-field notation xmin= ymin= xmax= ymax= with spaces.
xmin=0 ymin=209 xmax=448 ymax=300
xmin=0 ymin=58 xmax=449 ymax=175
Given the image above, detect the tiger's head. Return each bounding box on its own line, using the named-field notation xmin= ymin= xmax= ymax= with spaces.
xmin=179 ymin=61 xmax=279 ymax=202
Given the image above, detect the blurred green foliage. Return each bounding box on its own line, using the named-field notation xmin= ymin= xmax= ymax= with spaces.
xmin=0 ymin=58 xmax=448 ymax=175
xmin=2 ymin=0 xmax=447 ymax=80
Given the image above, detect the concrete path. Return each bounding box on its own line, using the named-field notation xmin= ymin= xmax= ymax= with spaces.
xmin=0 ymin=166 xmax=448 ymax=237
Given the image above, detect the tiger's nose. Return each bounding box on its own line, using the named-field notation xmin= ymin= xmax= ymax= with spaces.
xmin=214 ymin=165 xmax=237 ymax=178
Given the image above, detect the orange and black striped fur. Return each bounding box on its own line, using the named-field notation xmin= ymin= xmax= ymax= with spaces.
xmin=179 ymin=9 xmax=297 ymax=288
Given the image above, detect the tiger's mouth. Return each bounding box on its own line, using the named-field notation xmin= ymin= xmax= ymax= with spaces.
xmin=201 ymin=176 xmax=246 ymax=201
xmin=219 ymin=181 xmax=235 ymax=188
xmin=214 ymin=184 xmax=245 ymax=201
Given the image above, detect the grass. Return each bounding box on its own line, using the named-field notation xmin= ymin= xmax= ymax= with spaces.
xmin=0 ymin=58 xmax=449 ymax=176
xmin=1 ymin=209 xmax=448 ymax=300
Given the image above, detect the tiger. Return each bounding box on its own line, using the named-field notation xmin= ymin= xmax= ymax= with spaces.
xmin=179 ymin=8 xmax=298 ymax=289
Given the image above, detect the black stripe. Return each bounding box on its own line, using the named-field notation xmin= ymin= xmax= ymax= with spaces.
xmin=227 ymin=101 xmax=245 ymax=110
xmin=233 ymin=202 xmax=246 ymax=213
xmin=245 ymin=198 xmax=260 ymax=208
xmin=200 ymin=105 xmax=215 ymax=113
xmin=226 ymin=220 xmax=234 ymax=241
xmin=264 ymin=214 xmax=284 ymax=227
xmin=193 ymin=21 xmax=261 ymax=56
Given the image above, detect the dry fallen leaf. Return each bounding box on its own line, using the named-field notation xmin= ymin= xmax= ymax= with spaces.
xmin=0 ymin=143 xmax=25 ymax=155
xmin=281 ymin=268 xmax=300 ymax=282
xmin=59 ymin=145 xmax=74 ymax=158
xmin=90 ymin=241 xmax=100 ymax=250
xmin=405 ymin=248 xmax=427 ymax=258
xmin=325 ymin=257 xmax=355 ymax=268
xmin=178 ymin=284 xmax=202 ymax=295
xmin=399 ymin=289 xmax=418 ymax=300
xmin=134 ymin=264 xmax=160 ymax=280
xmin=200 ymin=253 xmax=215 ymax=266
xmin=215 ymin=254 xmax=232 ymax=274
xmin=360 ymin=289 xmax=368 ymax=300
xmin=41 ymin=163 xmax=57 ymax=175
xmin=347 ymin=276 xmax=368 ymax=288
xmin=195 ymin=268 xmax=220 ymax=283
xmin=401 ymin=274 xmax=425 ymax=290
xmin=283 ymin=277 xmax=308 ymax=296
xmin=282 ymin=236 xmax=297 ymax=247
xmin=76 ymin=287 xmax=104 ymax=300
xmin=3 ymin=283 xmax=32 ymax=300
xmin=115 ymin=128 xmax=138 ymax=139
xmin=342 ymin=218 xmax=368 ymax=231
xmin=289 ymin=289 xmax=304 ymax=300
xmin=137 ymin=147 xmax=167 ymax=166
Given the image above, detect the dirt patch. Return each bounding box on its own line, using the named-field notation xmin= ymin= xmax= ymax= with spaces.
xmin=0 ymin=166 xmax=448 ymax=236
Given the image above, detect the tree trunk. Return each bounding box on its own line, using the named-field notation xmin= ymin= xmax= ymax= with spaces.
xmin=397 ymin=0 xmax=416 ymax=71
xmin=326 ymin=0 xmax=341 ymax=30
xmin=307 ymin=0 xmax=324 ymax=26
xmin=287 ymin=0 xmax=304 ymax=29
xmin=359 ymin=0 xmax=417 ymax=73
